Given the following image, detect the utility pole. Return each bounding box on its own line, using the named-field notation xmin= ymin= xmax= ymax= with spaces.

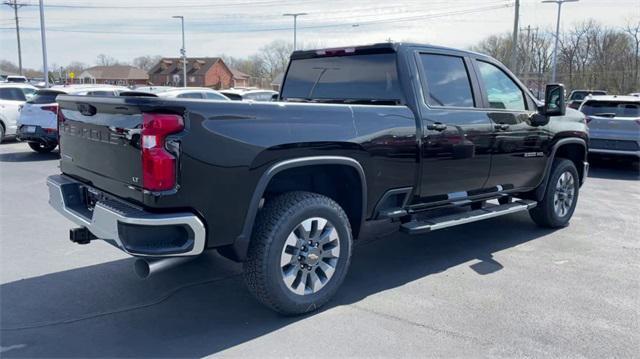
xmin=510 ymin=0 xmax=520 ymax=73
xmin=283 ymin=13 xmax=307 ymax=51
xmin=543 ymin=0 xmax=579 ymax=82
xmin=172 ymin=15 xmax=187 ymax=87
xmin=4 ymin=0 xmax=25 ymax=75
xmin=39 ymin=0 xmax=49 ymax=87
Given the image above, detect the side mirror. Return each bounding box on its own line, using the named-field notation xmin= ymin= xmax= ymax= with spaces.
xmin=271 ymin=93 xmax=279 ymax=102
xmin=541 ymin=83 xmax=566 ymax=117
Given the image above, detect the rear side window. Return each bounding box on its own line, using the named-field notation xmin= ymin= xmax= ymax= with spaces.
xmin=477 ymin=61 xmax=526 ymax=111
xmin=419 ymin=54 xmax=475 ymax=108
xmin=282 ymin=53 xmax=403 ymax=103
xmin=177 ymin=92 xmax=203 ymax=99
xmin=27 ymin=90 xmax=64 ymax=104
xmin=581 ymin=101 xmax=640 ymax=117
xmin=86 ymin=90 xmax=116 ymax=96
xmin=204 ymin=92 xmax=227 ymax=100
xmin=0 ymin=87 xmax=26 ymax=101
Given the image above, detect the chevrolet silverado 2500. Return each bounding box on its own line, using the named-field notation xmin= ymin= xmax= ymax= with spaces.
xmin=48 ymin=43 xmax=588 ymax=315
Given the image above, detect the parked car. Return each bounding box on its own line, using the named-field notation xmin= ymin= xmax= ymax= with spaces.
xmin=567 ymin=89 xmax=607 ymax=109
xmin=48 ymin=43 xmax=588 ymax=315
xmin=579 ymin=95 xmax=640 ymax=158
xmin=5 ymin=75 xmax=28 ymax=83
xmin=0 ymin=83 xmax=37 ymax=142
xmin=155 ymin=88 xmax=230 ymax=100
xmin=28 ymin=78 xmax=47 ymax=88
xmin=49 ymin=85 xmax=128 ymax=97
xmin=16 ymin=89 xmax=66 ymax=153
xmin=629 ymin=92 xmax=639 ymax=97
xmin=133 ymin=85 xmax=177 ymax=94
xmin=220 ymin=89 xmax=278 ymax=101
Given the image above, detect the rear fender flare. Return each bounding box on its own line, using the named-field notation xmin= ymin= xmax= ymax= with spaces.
xmin=230 ymin=156 xmax=367 ymax=261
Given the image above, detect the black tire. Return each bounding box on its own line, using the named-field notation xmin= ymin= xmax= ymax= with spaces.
xmin=529 ymin=159 xmax=580 ymax=228
xmin=28 ymin=141 xmax=57 ymax=153
xmin=244 ymin=191 xmax=353 ymax=315
xmin=0 ymin=124 xmax=5 ymax=144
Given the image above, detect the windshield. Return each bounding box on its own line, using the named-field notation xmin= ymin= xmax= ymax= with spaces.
xmin=581 ymin=101 xmax=640 ymax=117
xmin=570 ymin=91 xmax=606 ymax=101
xmin=281 ymin=53 xmax=403 ymax=104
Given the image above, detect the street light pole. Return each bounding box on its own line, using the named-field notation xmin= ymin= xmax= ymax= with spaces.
xmin=283 ymin=13 xmax=307 ymax=50
xmin=39 ymin=0 xmax=49 ymax=87
xmin=543 ymin=0 xmax=578 ymax=83
xmin=172 ymin=15 xmax=187 ymax=87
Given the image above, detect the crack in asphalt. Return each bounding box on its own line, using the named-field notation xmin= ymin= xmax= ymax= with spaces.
xmin=0 ymin=274 xmax=242 ymax=332
xmin=349 ymin=304 xmax=489 ymax=345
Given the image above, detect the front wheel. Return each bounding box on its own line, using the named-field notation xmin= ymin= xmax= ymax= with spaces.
xmin=244 ymin=191 xmax=353 ymax=315
xmin=28 ymin=141 xmax=57 ymax=153
xmin=529 ymin=159 xmax=580 ymax=228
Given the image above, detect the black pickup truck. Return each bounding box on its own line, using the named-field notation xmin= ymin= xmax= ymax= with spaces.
xmin=48 ymin=43 xmax=588 ymax=315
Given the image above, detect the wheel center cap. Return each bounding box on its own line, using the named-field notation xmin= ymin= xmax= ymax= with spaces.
xmin=304 ymin=249 xmax=321 ymax=266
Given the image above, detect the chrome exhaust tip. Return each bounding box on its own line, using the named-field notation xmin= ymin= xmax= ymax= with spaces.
xmin=134 ymin=257 xmax=194 ymax=279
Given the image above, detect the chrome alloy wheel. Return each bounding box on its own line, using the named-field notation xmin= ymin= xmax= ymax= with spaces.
xmin=553 ymin=171 xmax=576 ymax=218
xmin=280 ymin=217 xmax=340 ymax=296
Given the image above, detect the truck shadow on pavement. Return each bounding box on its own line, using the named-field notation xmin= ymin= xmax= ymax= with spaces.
xmin=0 ymin=213 xmax=553 ymax=357
xmin=0 ymin=150 xmax=59 ymax=163
xmin=587 ymin=155 xmax=639 ymax=181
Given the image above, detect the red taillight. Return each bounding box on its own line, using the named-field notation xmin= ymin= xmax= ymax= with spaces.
xmin=141 ymin=113 xmax=184 ymax=191
xmin=41 ymin=105 xmax=58 ymax=114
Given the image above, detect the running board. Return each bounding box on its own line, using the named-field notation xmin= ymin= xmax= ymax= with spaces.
xmin=400 ymin=200 xmax=537 ymax=235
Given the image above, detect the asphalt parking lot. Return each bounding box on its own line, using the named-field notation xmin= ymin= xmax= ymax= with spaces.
xmin=0 ymin=140 xmax=638 ymax=358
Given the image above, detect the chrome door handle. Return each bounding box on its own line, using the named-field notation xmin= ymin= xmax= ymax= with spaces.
xmin=427 ymin=123 xmax=447 ymax=131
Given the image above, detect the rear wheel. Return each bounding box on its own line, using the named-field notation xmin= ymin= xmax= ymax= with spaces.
xmin=28 ymin=141 xmax=57 ymax=153
xmin=529 ymin=159 xmax=579 ymax=228
xmin=0 ymin=124 xmax=5 ymax=144
xmin=244 ymin=191 xmax=353 ymax=315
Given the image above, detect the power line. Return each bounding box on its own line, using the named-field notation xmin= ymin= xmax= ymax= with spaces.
xmin=0 ymin=2 xmax=513 ymax=35
xmin=3 ymin=0 xmax=26 ymax=75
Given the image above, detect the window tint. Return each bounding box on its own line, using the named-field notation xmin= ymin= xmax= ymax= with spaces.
xmin=21 ymin=87 xmax=36 ymax=100
xmin=27 ymin=90 xmax=64 ymax=104
xmin=204 ymin=92 xmax=227 ymax=100
xmin=177 ymin=92 xmax=203 ymax=99
xmin=420 ymin=54 xmax=474 ymax=108
xmin=0 ymin=87 xmax=27 ymax=101
xmin=86 ymin=90 xmax=115 ymax=96
xmin=477 ymin=61 xmax=525 ymax=110
xmin=581 ymin=101 xmax=640 ymax=117
xmin=282 ymin=53 xmax=403 ymax=103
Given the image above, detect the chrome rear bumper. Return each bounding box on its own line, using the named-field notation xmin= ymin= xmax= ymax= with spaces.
xmin=47 ymin=174 xmax=206 ymax=257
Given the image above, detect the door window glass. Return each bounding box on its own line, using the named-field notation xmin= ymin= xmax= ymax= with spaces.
xmin=177 ymin=92 xmax=203 ymax=99
xmin=477 ymin=61 xmax=526 ymax=111
xmin=0 ymin=87 xmax=26 ymax=101
xmin=419 ymin=54 xmax=475 ymax=108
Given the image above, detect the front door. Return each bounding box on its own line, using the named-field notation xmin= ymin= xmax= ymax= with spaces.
xmin=415 ymin=52 xmax=493 ymax=203
xmin=473 ymin=59 xmax=550 ymax=191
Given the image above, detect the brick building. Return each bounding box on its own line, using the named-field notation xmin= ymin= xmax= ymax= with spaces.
xmin=148 ymin=57 xmax=248 ymax=89
xmin=76 ymin=65 xmax=148 ymax=86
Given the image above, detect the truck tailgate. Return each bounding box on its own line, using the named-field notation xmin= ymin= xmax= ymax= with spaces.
xmin=57 ymin=95 xmax=175 ymax=203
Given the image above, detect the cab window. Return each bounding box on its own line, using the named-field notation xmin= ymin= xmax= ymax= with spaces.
xmin=476 ymin=61 xmax=526 ymax=111
xmin=419 ymin=53 xmax=475 ymax=108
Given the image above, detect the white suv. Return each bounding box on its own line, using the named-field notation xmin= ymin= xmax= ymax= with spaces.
xmin=0 ymin=84 xmax=37 ymax=142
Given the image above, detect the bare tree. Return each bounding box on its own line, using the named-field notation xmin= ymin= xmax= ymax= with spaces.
xmin=259 ymin=40 xmax=293 ymax=80
xmin=133 ymin=55 xmax=162 ymax=71
xmin=624 ymin=20 xmax=640 ymax=89
xmin=96 ymin=54 xmax=119 ymax=66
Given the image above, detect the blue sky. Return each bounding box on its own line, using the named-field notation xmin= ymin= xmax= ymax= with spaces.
xmin=1 ymin=0 xmax=638 ymax=69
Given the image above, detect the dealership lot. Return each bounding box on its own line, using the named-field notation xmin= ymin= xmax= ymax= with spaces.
xmin=0 ymin=141 xmax=638 ymax=357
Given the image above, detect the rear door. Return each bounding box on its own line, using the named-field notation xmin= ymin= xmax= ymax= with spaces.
xmin=0 ymin=87 xmax=27 ymax=135
xmin=473 ymin=58 xmax=550 ymax=191
xmin=415 ymin=51 xmax=493 ymax=203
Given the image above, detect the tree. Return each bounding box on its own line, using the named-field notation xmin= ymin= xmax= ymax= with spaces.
xmin=624 ymin=20 xmax=640 ymax=89
xmin=259 ymin=40 xmax=294 ymax=80
xmin=96 ymin=54 xmax=119 ymax=66
xmin=133 ymin=55 xmax=162 ymax=71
